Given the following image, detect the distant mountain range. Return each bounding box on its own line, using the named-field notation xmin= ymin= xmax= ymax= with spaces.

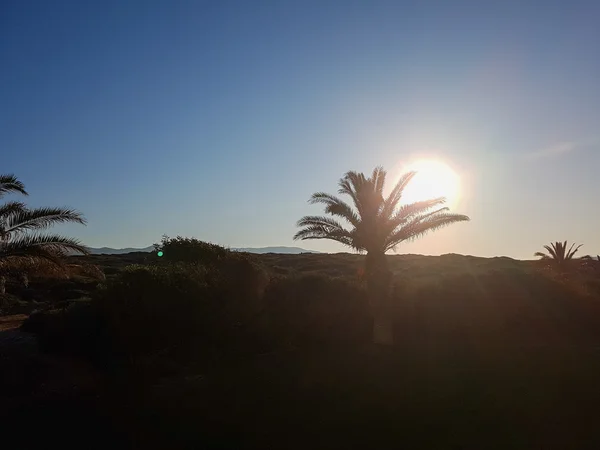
xmin=87 ymin=246 xmax=320 ymax=255
xmin=232 ymin=246 xmax=321 ymax=254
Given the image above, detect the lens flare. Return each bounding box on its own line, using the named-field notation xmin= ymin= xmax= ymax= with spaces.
xmin=399 ymin=159 xmax=461 ymax=208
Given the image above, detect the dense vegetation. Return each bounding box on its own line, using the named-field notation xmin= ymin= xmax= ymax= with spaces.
xmin=2 ymin=239 xmax=600 ymax=448
xmin=10 ymin=240 xmax=600 ymax=364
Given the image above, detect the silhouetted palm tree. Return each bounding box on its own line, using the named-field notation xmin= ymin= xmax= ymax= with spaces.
xmin=534 ymin=241 xmax=583 ymax=270
xmin=294 ymin=167 xmax=470 ymax=344
xmin=0 ymin=174 xmax=89 ymax=293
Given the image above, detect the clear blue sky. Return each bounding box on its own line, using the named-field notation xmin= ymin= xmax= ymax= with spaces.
xmin=2 ymin=0 xmax=599 ymax=258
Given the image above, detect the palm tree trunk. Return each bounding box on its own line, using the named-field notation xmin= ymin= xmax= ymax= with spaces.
xmin=0 ymin=275 xmax=5 ymax=295
xmin=365 ymin=252 xmax=393 ymax=345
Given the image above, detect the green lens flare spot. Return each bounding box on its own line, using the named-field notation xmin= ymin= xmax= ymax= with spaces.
xmin=157 ymin=251 xmax=164 ymax=257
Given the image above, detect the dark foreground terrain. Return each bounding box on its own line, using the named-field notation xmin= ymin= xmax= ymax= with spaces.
xmin=2 ymin=252 xmax=600 ymax=449
xmin=3 ymin=330 xmax=600 ymax=449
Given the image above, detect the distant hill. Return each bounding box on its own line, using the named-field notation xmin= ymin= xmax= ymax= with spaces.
xmin=233 ymin=246 xmax=321 ymax=254
xmin=86 ymin=246 xmax=320 ymax=255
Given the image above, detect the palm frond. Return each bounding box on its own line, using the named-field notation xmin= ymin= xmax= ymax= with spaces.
xmin=385 ymin=198 xmax=447 ymax=228
xmin=558 ymin=241 xmax=568 ymax=259
xmin=309 ymin=192 xmax=360 ymax=227
xmin=409 ymin=207 xmax=454 ymax=223
xmin=0 ymin=234 xmax=89 ymax=261
xmin=383 ymin=205 xmax=449 ymax=242
xmin=0 ymin=174 xmax=28 ymax=198
xmin=380 ymin=171 xmax=417 ymax=219
xmin=385 ymin=212 xmax=470 ymax=251
xmin=566 ymin=243 xmax=583 ymax=259
xmin=337 ymin=169 xmax=386 ymax=219
xmin=534 ymin=252 xmax=549 ymax=259
xmin=0 ymin=201 xmax=27 ymax=219
xmin=309 ymin=192 xmax=344 ymax=206
xmin=293 ymin=225 xmax=355 ymax=246
xmin=296 ymin=215 xmax=349 ymax=231
xmin=338 ymin=171 xmax=365 ymax=212
xmin=394 ymin=197 xmax=447 ymax=220
xmin=4 ymin=207 xmax=87 ymax=234
xmin=345 ymin=171 xmax=367 ymax=192
xmin=294 ymin=215 xmax=357 ymax=247
xmin=370 ymin=166 xmax=387 ymax=196
xmin=544 ymin=244 xmax=559 ymax=260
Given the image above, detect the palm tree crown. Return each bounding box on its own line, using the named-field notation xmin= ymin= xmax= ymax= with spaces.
xmin=0 ymin=174 xmax=89 ymax=263
xmin=534 ymin=241 xmax=583 ymax=264
xmin=294 ymin=167 xmax=470 ymax=258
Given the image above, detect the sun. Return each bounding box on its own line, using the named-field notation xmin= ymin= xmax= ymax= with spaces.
xmin=398 ymin=159 xmax=461 ymax=208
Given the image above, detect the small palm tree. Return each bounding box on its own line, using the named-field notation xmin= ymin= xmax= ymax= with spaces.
xmin=534 ymin=241 xmax=583 ymax=270
xmin=0 ymin=174 xmax=89 ymax=293
xmin=294 ymin=167 xmax=470 ymax=344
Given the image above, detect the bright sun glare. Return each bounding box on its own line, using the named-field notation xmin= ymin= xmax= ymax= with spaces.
xmin=399 ymin=159 xmax=461 ymax=208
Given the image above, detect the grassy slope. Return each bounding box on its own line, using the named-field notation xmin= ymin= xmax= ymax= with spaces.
xmin=4 ymin=252 xmax=600 ymax=449
xmin=70 ymin=251 xmax=541 ymax=286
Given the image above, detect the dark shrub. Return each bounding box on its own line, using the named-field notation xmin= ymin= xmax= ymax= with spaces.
xmin=94 ymin=264 xmax=216 ymax=362
xmin=25 ymin=244 xmax=272 ymax=370
xmin=90 ymin=261 xmax=269 ymax=365
xmin=0 ymin=293 xmax=20 ymax=312
xmin=260 ymin=274 xmax=371 ymax=348
xmin=151 ymin=235 xmax=270 ymax=298
xmin=22 ymin=302 xmax=108 ymax=360
xmin=153 ymin=235 xmax=231 ymax=264
xmin=14 ymin=287 xmax=44 ymax=302
xmin=212 ymin=256 xmax=271 ymax=299
xmin=102 ymin=266 xmax=121 ymax=276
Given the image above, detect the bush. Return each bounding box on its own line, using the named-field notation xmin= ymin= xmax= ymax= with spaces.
xmin=22 ymin=301 xmax=108 ymax=360
xmin=24 ymin=236 xmax=273 ymax=368
xmin=153 ymin=235 xmax=231 ymax=264
xmin=102 ymin=266 xmax=121 ymax=276
xmin=35 ymin=278 xmax=100 ymax=304
xmin=93 ymin=265 xmax=213 ymax=361
xmin=0 ymin=293 xmax=20 ymax=312
xmin=27 ymin=263 xmax=372 ymax=369
xmin=259 ymin=274 xmax=371 ymax=348
xmin=90 ymin=260 xmax=270 ymax=364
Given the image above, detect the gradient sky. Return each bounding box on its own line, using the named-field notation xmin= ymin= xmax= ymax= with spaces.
xmin=2 ymin=0 xmax=599 ymax=258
